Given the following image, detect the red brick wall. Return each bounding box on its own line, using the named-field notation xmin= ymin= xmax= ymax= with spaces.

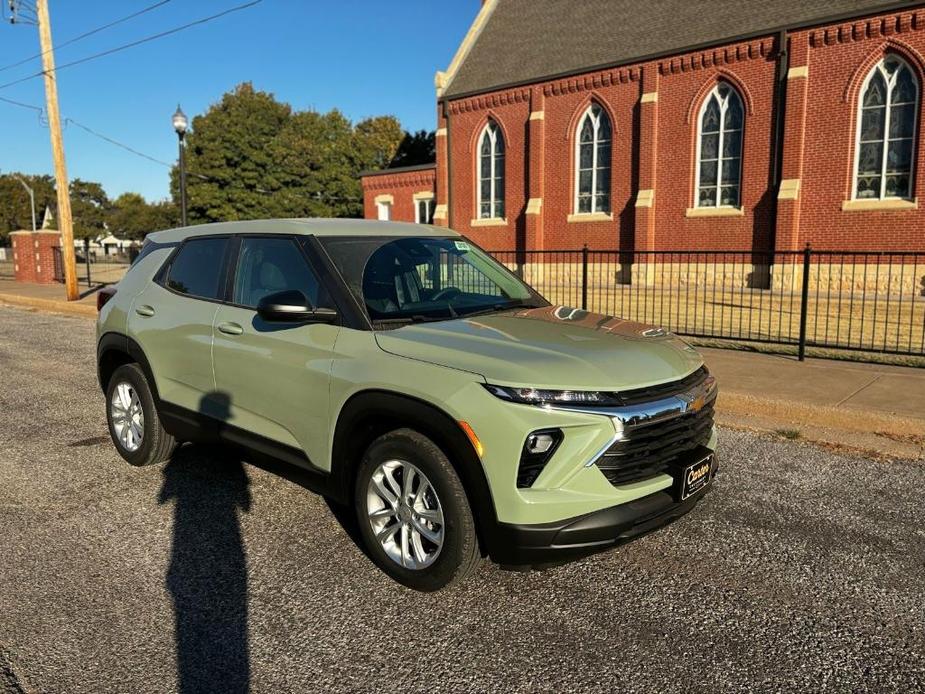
xmin=798 ymin=11 xmax=925 ymax=250
xmin=437 ymin=5 xmax=925 ymax=253
xmin=447 ymin=95 xmax=531 ymax=249
xmin=653 ymin=39 xmax=778 ymax=250
xmin=361 ymin=166 xmax=436 ymax=223
xmin=10 ymin=231 xmax=60 ymax=284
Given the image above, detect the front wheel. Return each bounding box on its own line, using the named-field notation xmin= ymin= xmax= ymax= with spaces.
xmin=355 ymin=428 xmax=481 ymax=591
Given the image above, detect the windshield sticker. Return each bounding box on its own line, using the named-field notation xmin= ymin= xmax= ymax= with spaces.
xmin=454 ymin=241 xmax=470 ymax=252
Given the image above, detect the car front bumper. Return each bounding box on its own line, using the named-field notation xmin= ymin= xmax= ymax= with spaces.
xmin=488 ymin=457 xmax=718 ymax=567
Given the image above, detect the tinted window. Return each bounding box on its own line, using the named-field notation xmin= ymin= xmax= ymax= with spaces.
xmin=232 ymin=237 xmax=325 ymax=309
xmin=165 ymin=237 xmax=229 ymax=300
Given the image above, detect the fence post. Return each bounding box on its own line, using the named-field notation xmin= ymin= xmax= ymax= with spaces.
xmin=797 ymin=243 xmax=811 ymax=361
xmin=581 ymin=244 xmax=589 ymax=311
xmin=84 ymin=238 xmax=92 ymax=287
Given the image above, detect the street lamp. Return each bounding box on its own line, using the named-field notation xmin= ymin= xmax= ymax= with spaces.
xmin=1 ymin=169 xmax=37 ymax=232
xmin=172 ymin=104 xmax=189 ymax=226
xmin=14 ymin=175 xmax=37 ymax=232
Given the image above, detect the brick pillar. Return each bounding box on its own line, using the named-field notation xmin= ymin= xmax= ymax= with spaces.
xmin=775 ymin=32 xmax=809 ymax=251
xmin=634 ymin=64 xmax=659 ymax=253
xmin=10 ymin=230 xmax=62 ymax=284
xmin=524 ymin=87 xmax=545 ymax=249
xmin=433 ymin=104 xmax=450 ymax=228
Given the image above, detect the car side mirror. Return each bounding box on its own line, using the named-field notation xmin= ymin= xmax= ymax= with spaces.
xmin=256 ymin=290 xmax=338 ymax=324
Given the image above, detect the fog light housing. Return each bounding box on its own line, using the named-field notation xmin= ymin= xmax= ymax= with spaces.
xmin=517 ymin=429 xmax=563 ymax=488
xmin=526 ymin=432 xmax=556 ymax=454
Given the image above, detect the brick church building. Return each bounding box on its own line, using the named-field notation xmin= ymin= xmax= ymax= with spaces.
xmin=362 ymin=0 xmax=925 ymax=253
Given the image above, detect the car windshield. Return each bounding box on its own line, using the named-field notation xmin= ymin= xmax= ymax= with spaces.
xmin=320 ymin=236 xmax=547 ymax=326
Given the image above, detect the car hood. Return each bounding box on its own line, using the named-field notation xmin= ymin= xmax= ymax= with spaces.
xmin=374 ymin=306 xmax=703 ymax=390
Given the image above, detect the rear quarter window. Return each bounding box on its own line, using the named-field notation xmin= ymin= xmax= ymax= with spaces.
xmin=164 ymin=237 xmax=229 ymax=301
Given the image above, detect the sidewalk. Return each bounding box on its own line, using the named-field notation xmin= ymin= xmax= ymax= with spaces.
xmin=0 ymin=278 xmax=98 ymax=317
xmin=1 ymin=280 xmax=922 ymax=458
xmin=702 ymin=347 xmax=925 ymax=459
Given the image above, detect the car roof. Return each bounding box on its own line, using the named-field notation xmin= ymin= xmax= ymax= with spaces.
xmin=146 ymin=218 xmax=459 ymax=244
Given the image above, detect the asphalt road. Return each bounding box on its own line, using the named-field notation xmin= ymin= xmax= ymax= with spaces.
xmin=1 ymin=305 xmax=924 ymax=694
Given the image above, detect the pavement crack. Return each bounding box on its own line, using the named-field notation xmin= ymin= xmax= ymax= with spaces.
xmin=833 ymin=374 xmax=883 ymax=408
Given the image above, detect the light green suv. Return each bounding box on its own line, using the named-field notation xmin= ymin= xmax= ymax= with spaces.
xmin=97 ymin=219 xmax=717 ymax=591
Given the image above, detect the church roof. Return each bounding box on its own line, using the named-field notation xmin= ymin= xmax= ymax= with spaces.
xmin=443 ymin=0 xmax=914 ymax=98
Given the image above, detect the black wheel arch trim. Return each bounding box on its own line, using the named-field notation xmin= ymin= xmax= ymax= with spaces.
xmin=330 ymin=389 xmax=500 ymax=555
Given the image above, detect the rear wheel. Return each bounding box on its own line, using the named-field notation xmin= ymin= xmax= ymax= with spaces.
xmin=355 ymin=428 xmax=480 ymax=591
xmin=105 ymin=363 xmax=175 ymax=467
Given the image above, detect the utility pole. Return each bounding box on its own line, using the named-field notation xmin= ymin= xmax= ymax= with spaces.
xmin=35 ymin=0 xmax=78 ymax=300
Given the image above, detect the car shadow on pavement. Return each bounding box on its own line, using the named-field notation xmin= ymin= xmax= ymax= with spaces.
xmin=158 ymin=393 xmax=252 ymax=694
xmin=242 ymin=450 xmax=372 ymax=563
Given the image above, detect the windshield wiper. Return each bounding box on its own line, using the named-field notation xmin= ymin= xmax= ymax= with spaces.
xmin=372 ymin=314 xmax=453 ymax=328
xmin=458 ymin=301 xmax=537 ymax=319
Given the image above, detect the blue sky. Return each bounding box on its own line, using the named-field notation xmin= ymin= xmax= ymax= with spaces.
xmin=0 ymin=0 xmax=477 ymax=201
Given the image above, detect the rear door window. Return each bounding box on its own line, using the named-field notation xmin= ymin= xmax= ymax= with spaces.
xmin=165 ymin=237 xmax=229 ymax=301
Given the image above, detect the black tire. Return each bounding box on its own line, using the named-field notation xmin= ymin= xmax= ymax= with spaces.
xmin=105 ymin=363 xmax=175 ymax=467
xmin=354 ymin=428 xmax=481 ymax=591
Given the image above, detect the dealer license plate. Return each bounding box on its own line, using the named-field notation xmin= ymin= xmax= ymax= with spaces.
xmin=678 ymin=454 xmax=713 ymax=501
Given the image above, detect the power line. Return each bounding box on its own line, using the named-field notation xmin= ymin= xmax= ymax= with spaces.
xmin=0 ymin=100 xmax=361 ymax=203
xmin=65 ymin=118 xmax=173 ymax=168
xmin=0 ymin=0 xmax=263 ymax=91
xmin=0 ymin=0 xmax=173 ymax=74
xmin=0 ymin=92 xmax=42 ymax=114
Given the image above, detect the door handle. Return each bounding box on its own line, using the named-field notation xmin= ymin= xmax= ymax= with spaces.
xmin=135 ymin=304 xmax=155 ymax=317
xmin=217 ymin=321 xmax=244 ymax=336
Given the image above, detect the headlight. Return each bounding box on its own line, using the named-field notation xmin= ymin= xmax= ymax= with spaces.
xmin=483 ymin=383 xmax=619 ymax=406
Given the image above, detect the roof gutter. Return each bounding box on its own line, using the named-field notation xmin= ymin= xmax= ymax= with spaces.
xmin=439 ymin=1 xmax=924 ymax=103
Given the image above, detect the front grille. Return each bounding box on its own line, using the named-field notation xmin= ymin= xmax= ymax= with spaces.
xmin=613 ymin=366 xmax=709 ymax=406
xmin=596 ymin=393 xmax=715 ymax=486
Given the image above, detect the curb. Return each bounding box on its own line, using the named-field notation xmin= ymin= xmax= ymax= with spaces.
xmin=0 ymin=293 xmax=96 ymax=318
xmin=716 ymin=392 xmax=925 ymax=460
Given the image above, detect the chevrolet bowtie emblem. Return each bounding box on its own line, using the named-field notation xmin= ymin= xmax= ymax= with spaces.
xmin=678 ymin=377 xmax=716 ymax=413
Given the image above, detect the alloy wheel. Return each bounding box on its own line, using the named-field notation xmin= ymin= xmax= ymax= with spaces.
xmin=366 ymin=459 xmax=445 ymax=569
xmin=110 ymin=381 xmax=144 ymax=452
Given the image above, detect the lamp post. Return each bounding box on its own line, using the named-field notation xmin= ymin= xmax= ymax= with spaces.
xmin=1 ymin=169 xmax=37 ymax=232
xmin=172 ymin=104 xmax=189 ymax=226
xmin=13 ymin=175 xmax=37 ymax=232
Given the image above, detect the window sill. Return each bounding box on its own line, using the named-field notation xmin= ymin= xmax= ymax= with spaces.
xmin=841 ymin=198 xmax=918 ymax=212
xmin=685 ymin=207 xmax=745 ymax=218
xmin=470 ymin=217 xmax=508 ymax=227
xmin=567 ymin=212 xmax=614 ymax=223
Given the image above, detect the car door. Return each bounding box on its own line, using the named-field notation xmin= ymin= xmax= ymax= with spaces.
xmin=211 ymin=235 xmax=340 ymax=469
xmin=128 ymin=235 xmax=231 ymax=414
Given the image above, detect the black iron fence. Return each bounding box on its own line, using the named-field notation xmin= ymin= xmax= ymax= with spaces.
xmin=52 ymin=246 xmax=133 ymax=287
xmin=487 ymin=246 xmax=925 ymax=359
xmin=0 ymin=246 xmax=13 ymax=280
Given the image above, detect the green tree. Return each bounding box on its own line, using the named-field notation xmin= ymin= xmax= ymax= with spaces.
xmin=390 ymin=129 xmax=436 ymax=167
xmin=0 ymin=173 xmax=56 ymax=243
xmin=271 ymin=109 xmax=366 ymax=218
xmin=108 ymin=193 xmax=178 ymax=240
xmin=171 ymin=83 xmax=406 ymax=221
xmin=352 ymin=115 xmax=405 ymax=171
xmin=70 ymin=179 xmax=111 ymax=241
xmin=171 ymin=82 xmax=291 ymax=223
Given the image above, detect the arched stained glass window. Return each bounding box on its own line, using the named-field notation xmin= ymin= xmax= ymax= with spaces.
xmin=695 ymin=83 xmax=744 ymax=208
xmin=575 ymin=103 xmax=612 ymax=214
xmin=477 ymin=120 xmax=505 ymax=219
xmin=855 ymin=56 xmax=919 ymax=200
